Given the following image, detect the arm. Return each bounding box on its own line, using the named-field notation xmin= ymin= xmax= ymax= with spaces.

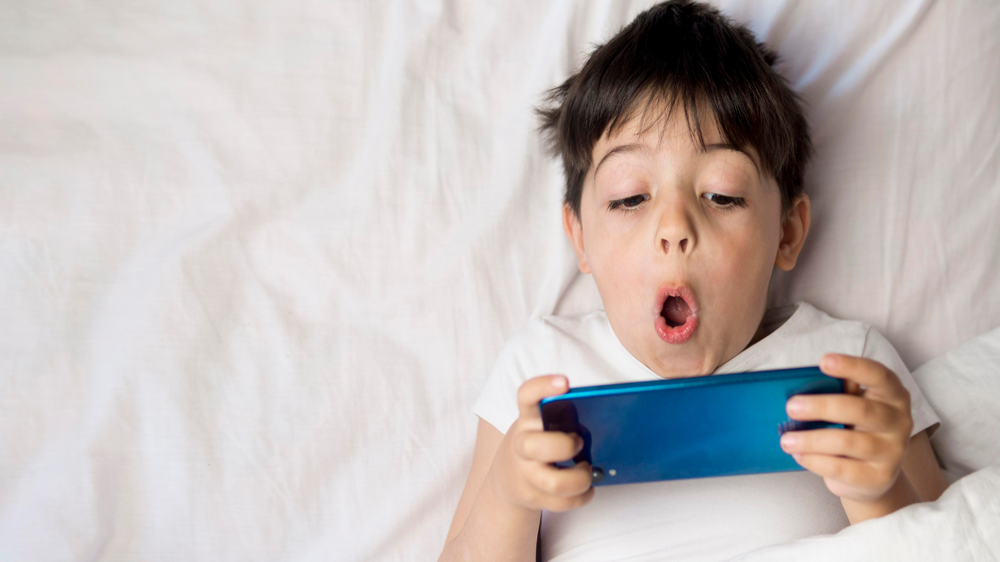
xmin=441 ymin=419 xmax=540 ymax=561
xmin=901 ymin=429 xmax=948 ymax=502
xmin=440 ymin=376 xmax=594 ymax=562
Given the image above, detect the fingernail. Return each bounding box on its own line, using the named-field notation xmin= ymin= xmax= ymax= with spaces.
xmin=574 ymin=436 xmax=584 ymax=453
xmin=552 ymin=377 xmax=567 ymax=388
xmin=780 ymin=433 xmax=798 ymax=449
xmin=786 ymin=398 xmax=804 ymax=414
xmin=822 ymin=355 xmax=840 ymax=369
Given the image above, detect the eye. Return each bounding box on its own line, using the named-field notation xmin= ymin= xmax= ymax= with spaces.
xmin=703 ymin=193 xmax=747 ymax=209
xmin=608 ymin=194 xmax=650 ymax=213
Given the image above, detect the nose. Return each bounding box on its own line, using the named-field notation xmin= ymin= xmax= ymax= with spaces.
xmin=656 ymin=200 xmax=696 ymax=257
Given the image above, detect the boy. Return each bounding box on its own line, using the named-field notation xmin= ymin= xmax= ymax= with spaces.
xmin=441 ymin=2 xmax=948 ymax=560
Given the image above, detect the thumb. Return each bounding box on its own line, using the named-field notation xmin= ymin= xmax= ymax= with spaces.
xmin=517 ymin=375 xmax=569 ymax=423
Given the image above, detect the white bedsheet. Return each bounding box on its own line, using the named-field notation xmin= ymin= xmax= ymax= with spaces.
xmin=1 ymin=1 xmax=998 ymax=560
xmin=736 ymin=466 xmax=1000 ymax=561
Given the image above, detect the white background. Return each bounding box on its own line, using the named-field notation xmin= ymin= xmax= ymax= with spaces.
xmin=1 ymin=1 xmax=998 ymax=560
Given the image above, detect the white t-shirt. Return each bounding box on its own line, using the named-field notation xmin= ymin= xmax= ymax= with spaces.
xmin=472 ymin=302 xmax=940 ymax=562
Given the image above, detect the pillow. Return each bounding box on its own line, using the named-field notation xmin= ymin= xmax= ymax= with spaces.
xmin=911 ymin=327 xmax=1000 ymax=478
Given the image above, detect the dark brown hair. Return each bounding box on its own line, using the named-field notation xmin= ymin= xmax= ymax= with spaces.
xmin=538 ymin=0 xmax=811 ymax=218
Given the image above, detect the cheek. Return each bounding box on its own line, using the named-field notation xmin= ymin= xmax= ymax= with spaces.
xmin=583 ymin=219 xmax=649 ymax=303
xmin=585 ymin=226 xmax=626 ymax=284
xmin=710 ymin=218 xmax=779 ymax=297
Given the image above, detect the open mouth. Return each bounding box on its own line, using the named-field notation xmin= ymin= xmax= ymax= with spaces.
xmin=661 ymin=296 xmax=693 ymax=328
xmin=655 ymin=286 xmax=699 ymax=344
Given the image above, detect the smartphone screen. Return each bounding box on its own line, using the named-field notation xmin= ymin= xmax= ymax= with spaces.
xmin=539 ymin=366 xmax=844 ymax=485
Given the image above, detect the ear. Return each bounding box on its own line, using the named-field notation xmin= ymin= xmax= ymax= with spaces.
xmin=562 ymin=204 xmax=590 ymax=274
xmin=775 ymin=194 xmax=811 ymax=271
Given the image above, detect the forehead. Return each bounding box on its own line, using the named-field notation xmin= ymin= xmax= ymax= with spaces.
xmin=591 ymin=104 xmax=760 ymax=177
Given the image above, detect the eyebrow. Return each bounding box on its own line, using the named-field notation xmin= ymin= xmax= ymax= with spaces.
xmin=705 ymin=142 xmax=761 ymax=174
xmin=594 ymin=141 xmax=762 ymax=177
xmin=594 ymin=143 xmax=644 ymax=176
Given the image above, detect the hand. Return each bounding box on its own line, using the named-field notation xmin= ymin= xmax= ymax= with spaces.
xmin=780 ymin=354 xmax=913 ymax=503
xmin=489 ymin=375 xmax=596 ymax=512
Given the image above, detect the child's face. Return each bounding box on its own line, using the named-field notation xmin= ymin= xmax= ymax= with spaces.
xmin=564 ymin=107 xmax=809 ymax=378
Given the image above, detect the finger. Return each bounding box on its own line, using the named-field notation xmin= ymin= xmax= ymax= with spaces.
xmin=780 ymin=429 xmax=895 ymax=461
xmin=517 ymin=375 xmax=569 ymax=423
xmin=790 ymin=453 xmax=882 ymax=487
xmin=517 ymin=430 xmax=584 ymax=463
xmin=786 ymin=393 xmax=904 ymax=431
xmin=819 ymin=354 xmax=908 ymax=407
xmin=546 ymin=485 xmax=596 ymax=513
xmin=525 ymin=460 xmax=594 ymax=499
xmin=843 ymin=379 xmax=863 ymax=396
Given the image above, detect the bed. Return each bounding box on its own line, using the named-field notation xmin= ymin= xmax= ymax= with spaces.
xmin=1 ymin=0 xmax=998 ymax=560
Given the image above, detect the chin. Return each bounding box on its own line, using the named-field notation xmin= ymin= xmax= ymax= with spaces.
xmin=648 ymin=346 xmax=717 ymax=379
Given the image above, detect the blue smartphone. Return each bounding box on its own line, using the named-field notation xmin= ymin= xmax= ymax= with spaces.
xmin=539 ymin=366 xmax=844 ymax=486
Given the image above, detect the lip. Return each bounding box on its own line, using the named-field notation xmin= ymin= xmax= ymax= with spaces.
xmin=654 ymin=285 xmax=700 ymax=344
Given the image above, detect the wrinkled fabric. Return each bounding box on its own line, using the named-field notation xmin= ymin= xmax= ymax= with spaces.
xmin=1 ymin=1 xmax=998 ymax=560
xmin=735 ymin=466 xmax=1000 ymax=562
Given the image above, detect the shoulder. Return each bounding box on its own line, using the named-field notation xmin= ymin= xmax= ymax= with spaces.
xmin=858 ymin=326 xmax=906 ymax=366
xmin=473 ymin=311 xmax=614 ymax=434
xmin=721 ymin=302 xmax=870 ymax=372
xmin=781 ymin=302 xmax=870 ymax=344
xmin=496 ymin=310 xmax=612 ymax=364
xmin=490 ymin=311 xmax=616 ymax=384
xmin=790 ymin=303 xmax=901 ymax=366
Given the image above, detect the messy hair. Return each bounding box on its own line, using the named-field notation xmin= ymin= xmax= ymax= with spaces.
xmin=537 ymin=0 xmax=811 ymax=218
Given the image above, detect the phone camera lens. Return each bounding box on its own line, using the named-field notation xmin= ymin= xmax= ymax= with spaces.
xmin=591 ymin=467 xmax=604 ymax=484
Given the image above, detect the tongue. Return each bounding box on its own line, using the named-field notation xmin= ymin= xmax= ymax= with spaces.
xmin=662 ymin=296 xmax=692 ymax=327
